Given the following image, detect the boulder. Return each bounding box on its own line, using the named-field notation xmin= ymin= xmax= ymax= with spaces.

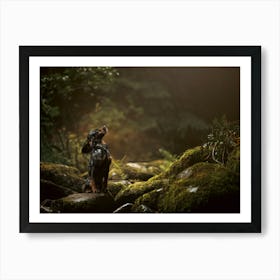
xmin=115 ymin=179 xmax=169 ymax=206
xmin=40 ymin=162 xmax=84 ymax=192
xmin=109 ymin=159 xmax=168 ymax=181
xmin=109 ymin=167 xmax=125 ymax=180
xmin=158 ymin=146 xmax=207 ymax=179
xmin=122 ymin=161 xmax=163 ymax=180
xmin=107 ymin=180 xmax=131 ymax=197
xmin=133 ymin=188 xmax=163 ymax=211
xmin=157 ymin=162 xmax=240 ymax=213
xmin=50 ymin=193 xmax=116 ymax=213
xmin=40 ymin=179 xmax=77 ymax=202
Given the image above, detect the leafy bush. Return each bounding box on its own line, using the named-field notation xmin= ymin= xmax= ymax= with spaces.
xmin=203 ymin=116 xmax=239 ymax=165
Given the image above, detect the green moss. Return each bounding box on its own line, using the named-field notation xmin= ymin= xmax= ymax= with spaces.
xmin=40 ymin=162 xmax=84 ymax=192
xmin=226 ymin=147 xmax=240 ymax=174
xmin=134 ymin=187 xmax=164 ymax=211
xmin=115 ymin=179 xmax=169 ymax=205
xmin=107 ymin=180 xmax=131 ymax=197
xmin=109 ymin=158 xmax=132 ymax=180
xmin=110 ymin=159 xmax=169 ymax=181
xmin=158 ymin=146 xmax=207 ymax=179
xmin=132 ymin=204 xmax=154 ymax=213
xmin=40 ymin=162 xmax=80 ymax=175
xmin=158 ymin=162 xmax=240 ymax=213
xmin=148 ymin=159 xmax=171 ymax=172
xmin=113 ymin=147 xmax=240 ymax=213
xmin=122 ymin=164 xmax=155 ymax=181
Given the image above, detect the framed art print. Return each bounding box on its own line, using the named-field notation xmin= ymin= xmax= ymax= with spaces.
xmin=19 ymin=46 xmax=261 ymax=233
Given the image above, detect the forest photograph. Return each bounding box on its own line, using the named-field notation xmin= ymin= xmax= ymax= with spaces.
xmin=40 ymin=66 xmax=240 ymax=214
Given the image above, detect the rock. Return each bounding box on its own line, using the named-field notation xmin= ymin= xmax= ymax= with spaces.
xmin=40 ymin=179 xmax=77 ymax=202
xmin=40 ymin=162 xmax=84 ymax=192
xmin=134 ymin=188 xmax=163 ymax=211
xmin=109 ymin=167 xmax=125 ymax=180
xmin=113 ymin=203 xmax=134 ymax=213
xmin=107 ymin=180 xmax=131 ymax=197
xmin=158 ymin=146 xmax=207 ymax=179
xmin=157 ymin=162 xmax=240 ymax=213
xmin=50 ymin=193 xmax=116 ymax=213
xmin=81 ymin=178 xmax=92 ymax=193
xmin=109 ymin=159 xmax=168 ymax=181
xmin=122 ymin=162 xmax=155 ymax=181
xmin=115 ymin=179 xmax=169 ymax=206
xmin=132 ymin=204 xmax=154 ymax=213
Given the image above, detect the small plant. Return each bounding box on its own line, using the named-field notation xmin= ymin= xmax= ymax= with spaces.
xmin=203 ymin=116 xmax=239 ymax=165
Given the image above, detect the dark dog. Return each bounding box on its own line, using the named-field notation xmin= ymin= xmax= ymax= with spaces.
xmin=81 ymin=125 xmax=111 ymax=193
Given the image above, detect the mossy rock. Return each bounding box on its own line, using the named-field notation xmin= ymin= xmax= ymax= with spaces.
xmin=115 ymin=179 xmax=169 ymax=206
xmin=40 ymin=179 xmax=77 ymax=202
xmin=109 ymin=160 xmax=168 ymax=181
xmin=132 ymin=204 xmax=154 ymax=213
xmin=133 ymin=188 xmax=164 ymax=211
xmin=122 ymin=162 xmax=161 ymax=180
xmin=107 ymin=180 xmax=132 ymax=197
xmin=157 ymin=162 xmax=240 ymax=213
xmin=149 ymin=159 xmax=171 ymax=171
xmin=40 ymin=162 xmax=84 ymax=192
xmin=156 ymin=146 xmax=207 ymax=179
xmin=226 ymin=147 xmax=240 ymax=174
xmin=109 ymin=167 xmax=126 ymax=180
xmin=80 ymin=171 xmax=89 ymax=179
xmin=50 ymin=193 xmax=116 ymax=213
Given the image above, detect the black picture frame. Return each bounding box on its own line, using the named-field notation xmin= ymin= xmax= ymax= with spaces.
xmin=19 ymin=46 xmax=261 ymax=233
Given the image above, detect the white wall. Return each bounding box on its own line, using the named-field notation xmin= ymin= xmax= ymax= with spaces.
xmin=0 ymin=1 xmax=279 ymax=279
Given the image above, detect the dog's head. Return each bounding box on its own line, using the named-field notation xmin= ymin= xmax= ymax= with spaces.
xmin=88 ymin=125 xmax=108 ymax=141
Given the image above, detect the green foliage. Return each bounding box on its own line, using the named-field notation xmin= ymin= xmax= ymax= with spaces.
xmin=40 ymin=67 xmax=118 ymax=168
xmin=204 ymin=115 xmax=240 ymax=165
xmin=41 ymin=67 xmax=118 ymax=131
xmin=226 ymin=147 xmax=240 ymax=174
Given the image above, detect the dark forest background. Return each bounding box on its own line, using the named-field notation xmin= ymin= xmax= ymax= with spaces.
xmin=40 ymin=67 xmax=240 ymax=171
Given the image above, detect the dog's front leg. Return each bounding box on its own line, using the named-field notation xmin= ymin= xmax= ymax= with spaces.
xmin=89 ymin=178 xmax=98 ymax=193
